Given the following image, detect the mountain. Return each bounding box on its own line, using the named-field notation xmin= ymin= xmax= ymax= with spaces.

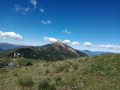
xmin=0 ymin=41 xmax=87 ymax=60
xmin=0 ymin=43 xmax=24 ymax=50
xmin=81 ymin=50 xmax=107 ymax=55
xmin=0 ymin=48 xmax=4 ymax=52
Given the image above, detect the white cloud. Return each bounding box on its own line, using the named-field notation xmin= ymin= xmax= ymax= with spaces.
xmin=40 ymin=8 xmax=44 ymax=13
xmin=63 ymin=40 xmax=71 ymax=44
xmin=0 ymin=30 xmax=23 ymax=40
xmin=41 ymin=21 xmax=47 ymax=24
xmin=63 ymin=29 xmax=71 ymax=34
xmin=30 ymin=0 xmax=37 ymax=9
xmin=47 ymin=21 xmax=51 ymax=24
xmin=84 ymin=42 xmax=94 ymax=47
xmin=15 ymin=4 xmax=30 ymax=15
xmin=71 ymin=41 xmax=80 ymax=45
xmin=3 ymin=37 xmax=7 ymax=40
xmin=44 ymin=37 xmax=57 ymax=42
xmin=100 ymin=45 xmax=120 ymax=50
xmin=41 ymin=20 xmax=52 ymax=24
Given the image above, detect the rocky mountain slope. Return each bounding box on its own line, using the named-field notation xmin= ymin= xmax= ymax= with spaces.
xmin=0 ymin=41 xmax=87 ymax=60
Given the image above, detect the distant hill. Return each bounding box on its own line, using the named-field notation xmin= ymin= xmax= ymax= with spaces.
xmin=81 ymin=50 xmax=107 ymax=55
xmin=0 ymin=43 xmax=24 ymax=50
xmin=0 ymin=48 xmax=4 ymax=52
xmin=0 ymin=41 xmax=87 ymax=60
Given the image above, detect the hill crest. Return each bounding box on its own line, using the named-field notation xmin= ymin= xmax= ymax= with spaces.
xmin=0 ymin=41 xmax=87 ymax=60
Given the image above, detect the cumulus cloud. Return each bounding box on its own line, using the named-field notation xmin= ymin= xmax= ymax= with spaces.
xmin=71 ymin=41 xmax=80 ymax=45
xmin=0 ymin=31 xmax=23 ymax=40
xmin=40 ymin=8 xmax=44 ymax=13
xmin=41 ymin=20 xmax=52 ymax=24
xmin=3 ymin=37 xmax=7 ymax=40
xmin=100 ymin=45 xmax=120 ymax=50
xmin=44 ymin=37 xmax=57 ymax=42
xmin=63 ymin=40 xmax=71 ymax=44
xmin=30 ymin=0 xmax=37 ymax=9
xmin=15 ymin=4 xmax=30 ymax=15
xmin=84 ymin=42 xmax=94 ymax=47
xmin=43 ymin=36 xmax=80 ymax=46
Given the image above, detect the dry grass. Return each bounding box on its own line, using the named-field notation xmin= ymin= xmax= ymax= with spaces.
xmin=0 ymin=54 xmax=120 ymax=90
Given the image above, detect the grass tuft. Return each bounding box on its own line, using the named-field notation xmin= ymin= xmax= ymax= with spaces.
xmin=17 ymin=76 xmax=34 ymax=89
xmin=37 ymin=77 xmax=55 ymax=90
xmin=54 ymin=75 xmax=62 ymax=83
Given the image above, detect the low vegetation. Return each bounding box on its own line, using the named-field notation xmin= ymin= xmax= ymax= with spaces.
xmin=37 ymin=77 xmax=55 ymax=90
xmin=17 ymin=59 xmax=34 ymax=66
xmin=0 ymin=58 xmax=11 ymax=68
xmin=17 ymin=76 xmax=34 ymax=89
xmin=54 ymin=75 xmax=62 ymax=84
xmin=0 ymin=53 xmax=120 ymax=90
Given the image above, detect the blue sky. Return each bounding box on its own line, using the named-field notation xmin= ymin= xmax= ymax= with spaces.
xmin=0 ymin=0 xmax=120 ymax=53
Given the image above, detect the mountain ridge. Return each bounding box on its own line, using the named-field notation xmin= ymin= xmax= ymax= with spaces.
xmin=0 ymin=48 xmax=4 ymax=52
xmin=0 ymin=43 xmax=24 ymax=50
xmin=0 ymin=41 xmax=87 ymax=60
xmin=81 ymin=50 xmax=108 ymax=55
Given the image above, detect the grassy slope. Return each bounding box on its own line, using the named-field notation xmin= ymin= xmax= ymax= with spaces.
xmin=0 ymin=54 xmax=120 ymax=90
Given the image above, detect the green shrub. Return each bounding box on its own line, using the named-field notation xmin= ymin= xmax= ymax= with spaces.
xmin=17 ymin=76 xmax=34 ymax=88
xmin=44 ymin=68 xmax=50 ymax=75
xmin=38 ymin=79 xmax=49 ymax=90
xmin=13 ymin=72 xmax=18 ymax=77
xmin=65 ymin=68 xmax=69 ymax=72
xmin=54 ymin=75 xmax=62 ymax=83
xmin=55 ymin=63 xmax=70 ymax=73
xmin=73 ymin=64 xmax=78 ymax=70
xmin=17 ymin=59 xmax=33 ymax=66
xmin=0 ymin=58 xmax=10 ymax=68
xmin=52 ymin=64 xmax=57 ymax=68
xmin=67 ymin=61 xmax=73 ymax=65
xmin=37 ymin=77 xmax=55 ymax=90
xmin=43 ymin=63 xmax=49 ymax=67
xmin=0 ymin=68 xmax=8 ymax=73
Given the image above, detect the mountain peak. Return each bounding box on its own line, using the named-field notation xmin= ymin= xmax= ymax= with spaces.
xmin=53 ymin=40 xmax=66 ymax=47
xmin=56 ymin=40 xmax=64 ymax=44
xmin=0 ymin=42 xmax=87 ymax=60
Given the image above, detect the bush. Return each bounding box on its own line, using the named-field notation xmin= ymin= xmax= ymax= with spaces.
xmin=44 ymin=68 xmax=50 ymax=75
xmin=13 ymin=72 xmax=18 ymax=77
xmin=54 ymin=75 xmax=62 ymax=83
xmin=0 ymin=68 xmax=8 ymax=73
xmin=0 ymin=58 xmax=10 ymax=68
xmin=17 ymin=76 xmax=34 ymax=88
xmin=73 ymin=64 xmax=78 ymax=70
xmin=37 ymin=77 xmax=55 ymax=90
xmin=17 ymin=59 xmax=33 ymax=66
xmin=38 ymin=78 xmax=49 ymax=90
xmin=55 ymin=63 xmax=70 ymax=73
xmin=43 ymin=63 xmax=49 ymax=67
xmin=65 ymin=68 xmax=69 ymax=72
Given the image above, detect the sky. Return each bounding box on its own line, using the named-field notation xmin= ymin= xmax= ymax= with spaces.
xmin=0 ymin=0 xmax=120 ymax=53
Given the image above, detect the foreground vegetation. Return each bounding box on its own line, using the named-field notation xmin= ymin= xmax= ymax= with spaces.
xmin=0 ymin=53 xmax=120 ymax=90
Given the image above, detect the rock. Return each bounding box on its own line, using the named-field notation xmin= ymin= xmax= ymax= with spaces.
xmin=8 ymin=62 xmax=16 ymax=68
